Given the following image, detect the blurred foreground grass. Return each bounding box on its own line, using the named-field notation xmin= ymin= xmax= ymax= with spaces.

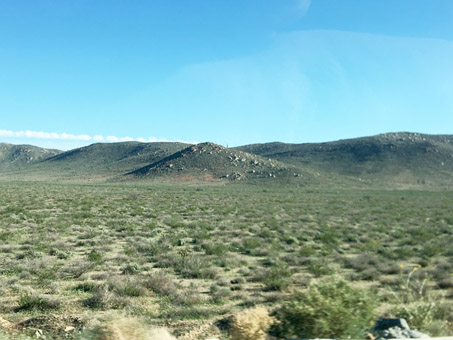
xmin=0 ymin=181 xmax=452 ymax=338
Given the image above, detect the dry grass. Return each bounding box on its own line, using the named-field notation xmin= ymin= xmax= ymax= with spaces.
xmin=79 ymin=317 xmax=176 ymax=340
xmin=0 ymin=317 xmax=13 ymax=333
xmin=229 ymin=307 xmax=274 ymax=340
xmin=1 ymin=182 xmax=453 ymax=338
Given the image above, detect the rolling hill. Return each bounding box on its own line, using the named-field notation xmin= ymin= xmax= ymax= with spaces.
xmin=28 ymin=141 xmax=190 ymax=179
xmin=0 ymin=143 xmax=62 ymax=170
xmin=1 ymin=132 xmax=453 ymax=188
xmin=125 ymin=142 xmax=313 ymax=184
xmin=235 ymin=132 xmax=453 ymax=187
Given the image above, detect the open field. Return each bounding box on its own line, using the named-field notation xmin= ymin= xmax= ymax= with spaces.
xmin=0 ymin=181 xmax=453 ymax=338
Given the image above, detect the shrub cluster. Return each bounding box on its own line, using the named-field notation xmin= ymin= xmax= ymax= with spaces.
xmin=271 ymin=277 xmax=377 ymax=338
xmin=17 ymin=292 xmax=61 ymax=311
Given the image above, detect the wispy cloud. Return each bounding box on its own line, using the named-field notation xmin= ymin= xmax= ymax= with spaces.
xmin=0 ymin=129 xmax=197 ymax=145
xmin=296 ymin=0 xmax=311 ymax=15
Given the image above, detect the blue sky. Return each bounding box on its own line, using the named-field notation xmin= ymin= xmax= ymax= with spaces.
xmin=1 ymin=0 xmax=453 ymax=150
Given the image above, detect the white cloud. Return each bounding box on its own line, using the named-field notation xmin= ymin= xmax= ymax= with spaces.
xmin=0 ymin=129 xmax=198 ymax=146
xmin=0 ymin=129 xmax=91 ymax=141
xmin=140 ymin=137 xmax=197 ymax=144
xmin=106 ymin=136 xmax=119 ymax=142
xmin=0 ymin=130 xmax=14 ymax=137
xmin=61 ymin=132 xmax=91 ymax=140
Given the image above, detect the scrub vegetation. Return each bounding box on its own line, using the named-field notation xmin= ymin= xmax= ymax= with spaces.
xmin=0 ymin=181 xmax=452 ymax=338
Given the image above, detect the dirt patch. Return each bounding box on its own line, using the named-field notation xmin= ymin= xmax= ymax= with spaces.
xmin=15 ymin=314 xmax=85 ymax=339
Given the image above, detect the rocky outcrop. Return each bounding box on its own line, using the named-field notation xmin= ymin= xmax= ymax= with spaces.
xmin=374 ymin=318 xmax=430 ymax=339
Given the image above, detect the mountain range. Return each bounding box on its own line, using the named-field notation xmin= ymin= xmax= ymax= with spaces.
xmin=1 ymin=132 xmax=452 ymax=188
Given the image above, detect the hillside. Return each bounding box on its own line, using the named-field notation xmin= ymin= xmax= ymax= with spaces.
xmin=0 ymin=143 xmax=62 ymax=170
xmin=1 ymin=133 xmax=453 ymax=187
xmin=29 ymin=141 xmax=190 ymax=179
xmin=236 ymin=132 xmax=453 ymax=187
xmin=125 ymin=142 xmax=312 ymax=184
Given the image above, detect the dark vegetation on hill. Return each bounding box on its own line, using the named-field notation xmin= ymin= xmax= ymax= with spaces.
xmin=1 ymin=142 xmax=188 ymax=180
xmin=40 ymin=141 xmax=189 ymax=176
xmin=1 ymin=133 xmax=453 ymax=188
xmin=0 ymin=143 xmax=61 ymax=170
xmin=236 ymin=132 xmax=453 ymax=188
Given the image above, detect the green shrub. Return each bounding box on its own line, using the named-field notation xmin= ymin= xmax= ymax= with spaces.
xmin=60 ymin=259 xmax=94 ymax=279
xmin=82 ymin=285 xmax=128 ymax=309
xmin=241 ymin=238 xmax=261 ymax=253
xmin=117 ymin=283 xmax=147 ymax=297
xmin=314 ymin=226 xmax=340 ymax=246
xmin=121 ymin=263 xmax=141 ymax=275
xmin=17 ymin=292 xmax=61 ymax=311
xmin=388 ymin=267 xmax=452 ymax=334
xmin=306 ymin=258 xmax=335 ymax=277
xmin=396 ymin=303 xmax=440 ymax=333
xmin=270 ymin=277 xmax=377 ymax=338
xmin=202 ymin=242 xmax=229 ymax=256
xmin=177 ymin=254 xmax=210 ymax=279
xmin=87 ymin=250 xmax=103 ymax=264
xmin=143 ymin=273 xmax=178 ymax=296
xmin=210 ymin=284 xmax=231 ymax=303
xmin=299 ymin=244 xmax=316 ymax=256
xmin=0 ymin=232 xmax=13 ymax=241
xmin=200 ymin=266 xmax=219 ymax=279
xmin=135 ymin=240 xmax=165 ymax=256
xmin=262 ymin=263 xmax=292 ymax=291
xmin=73 ymin=281 xmax=98 ymax=293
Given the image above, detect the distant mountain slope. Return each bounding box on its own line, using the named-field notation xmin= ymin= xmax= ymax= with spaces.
xmin=236 ymin=132 xmax=453 ymax=186
xmin=2 ymin=132 xmax=453 ymax=187
xmin=126 ymin=142 xmax=312 ymax=183
xmin=33 ymin=141 xmax=190 ymax=177
xmin=0 ymin=143 xmax=62 ymax=170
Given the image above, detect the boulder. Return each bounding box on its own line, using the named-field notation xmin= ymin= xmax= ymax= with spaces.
xmin=375 ymin=319 xmax=410 ymax=331
xmin=374 ymin=318 xmax=430 ymax=339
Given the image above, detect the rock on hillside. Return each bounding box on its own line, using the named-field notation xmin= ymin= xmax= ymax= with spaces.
xmin=126 ymin=142 xmax=303 ymax=182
